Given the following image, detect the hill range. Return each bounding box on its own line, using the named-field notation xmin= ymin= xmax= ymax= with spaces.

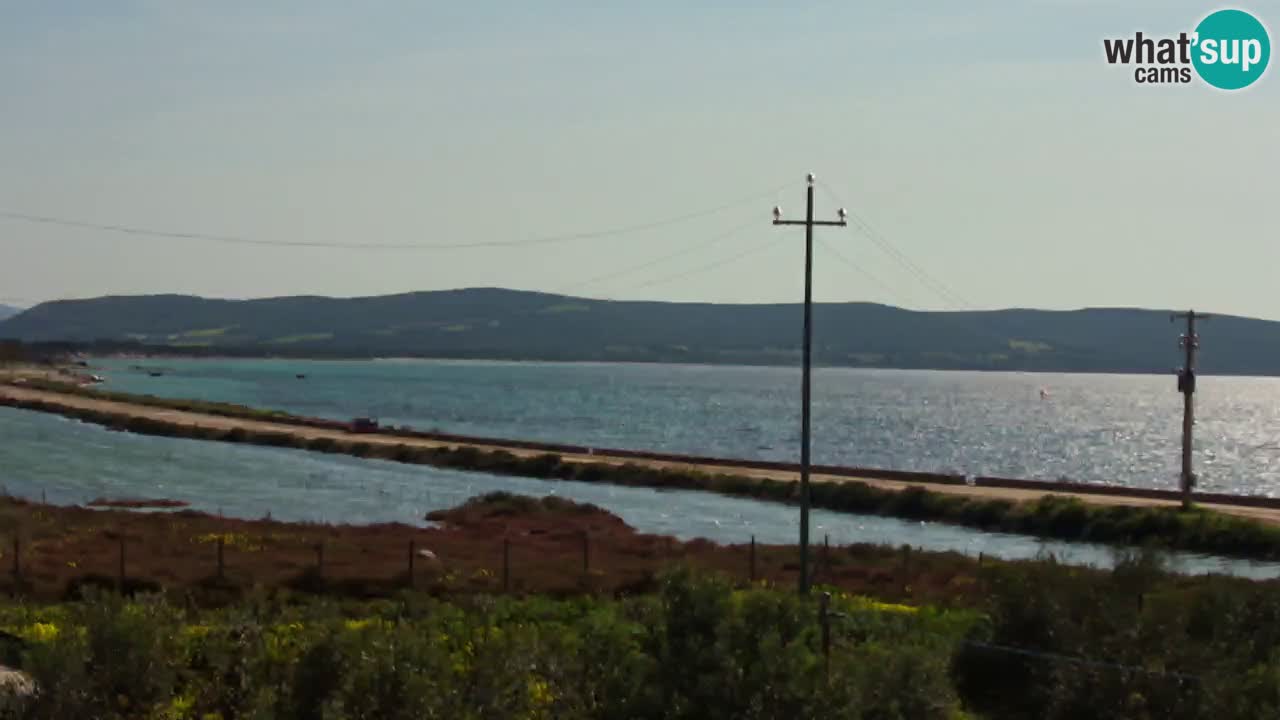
xmin=0 ymin=288 xmax=1274 ymax=375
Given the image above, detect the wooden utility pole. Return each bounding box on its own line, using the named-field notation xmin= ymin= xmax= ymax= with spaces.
xmin=1172 ymin=310 xmax=1210 ymax=510
xmin=772 ymin=174 xmax=847 ymax=595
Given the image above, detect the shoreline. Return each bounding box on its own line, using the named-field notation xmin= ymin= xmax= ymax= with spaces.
xmin=6 ymin=380 xmax=1280 ymax=559
xmin=90 ymin=351 xmax=1271 ymax=377
xmin=17 ymin=344 xmax=1274 ymax=377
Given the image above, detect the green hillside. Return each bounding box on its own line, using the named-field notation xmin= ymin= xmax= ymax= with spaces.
xmin=1 ymin=288 xmax=1274 ymax=374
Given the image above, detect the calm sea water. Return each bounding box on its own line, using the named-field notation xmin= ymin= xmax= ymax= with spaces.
xmin=3 ymin=405 xmax=1277 ymax=578
xmin=91 ymin=358 xmax=1280 ymax=496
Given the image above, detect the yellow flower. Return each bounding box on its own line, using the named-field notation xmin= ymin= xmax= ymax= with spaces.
xmin=165 ymin=693 xmax=195 ymax=719
xmin=528 ymin=679 xmax=554 ymax=707
xmin=182 ymin=625 xmax=211 ymax=639
xmin=25 ymin=622 xmax=59 ymax=642
xmin=192 ymin=532 xmax=262 ymax=552
xmin=862 ymin=599 xmax=919 ymax=615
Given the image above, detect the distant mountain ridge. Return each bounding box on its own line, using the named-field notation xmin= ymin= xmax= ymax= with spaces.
xmin=0 ymin=304 xmax=20 ymax=321
xmin=1 ymin=288 xmax=1276 ymax=374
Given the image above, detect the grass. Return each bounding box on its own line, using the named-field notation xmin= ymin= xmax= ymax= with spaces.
xmin=265 ymin=333 xmax=334 ymax=344
xmin=537 ymin=303 xmax=591 ymax=314
xmin=1008 ymin=339 xmax=1052 ymax=353
xmin=180 ymin=327 xmax=234 ymax=338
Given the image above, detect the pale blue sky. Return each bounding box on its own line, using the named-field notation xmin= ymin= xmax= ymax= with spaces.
xmin=1 ymin=1 xmax=1277 ymax=317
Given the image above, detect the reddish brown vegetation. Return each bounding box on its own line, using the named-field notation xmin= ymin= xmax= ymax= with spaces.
xmin=86 ymin=497 xmax=190 ymax=509
xmin=0 ymin=494 xmax=987 ymax=606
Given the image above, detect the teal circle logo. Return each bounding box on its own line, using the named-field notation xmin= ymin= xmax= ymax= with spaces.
xmin=1192 ymin=9 xmax=1271 ymax=90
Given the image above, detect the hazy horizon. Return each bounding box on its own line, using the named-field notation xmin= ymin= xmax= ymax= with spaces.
xmin=2 ymin=2 xmax=1277 ymax=318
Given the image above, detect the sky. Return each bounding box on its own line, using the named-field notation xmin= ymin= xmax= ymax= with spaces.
xmin=1 ymin=1 xmax=1278 ymax=317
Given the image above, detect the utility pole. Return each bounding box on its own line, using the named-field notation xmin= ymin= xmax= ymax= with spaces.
xmin=772 ymin=173 xmax=846 ymax=595
xmin=1172 ymin=310 xmax=1210 ymax=510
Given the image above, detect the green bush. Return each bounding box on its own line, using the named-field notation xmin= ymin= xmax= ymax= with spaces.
xmin=0 ymin=571 xmax=979 ymax=720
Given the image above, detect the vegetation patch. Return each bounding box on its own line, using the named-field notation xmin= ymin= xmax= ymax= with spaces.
xmin=426 ymin=492 xmax=610 ymax=525
xmin=537 ymin=303 xmax=591 ymax=314
xmin=264 ymin=333 xmax=334 ymax=344
xmin=1008 ymin=339 xmax=1052 ymax=353
xmin=180 ymin=327 xmax=235 ymax=338
xmin=86 ymin=498 xmax=189 ymax=509
xmin=0 ymin=556 xmax=1278 ymax=718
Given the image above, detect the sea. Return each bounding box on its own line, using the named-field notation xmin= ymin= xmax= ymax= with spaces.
xmin=90 ymin=357 xmax=1280 ymax=495
xmin=3 ymin=357 xmax=1280 ymax=575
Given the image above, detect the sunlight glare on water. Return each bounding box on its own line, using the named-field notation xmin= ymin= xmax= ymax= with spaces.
xmin=90 ymin=358 xmax=1280 ymax=496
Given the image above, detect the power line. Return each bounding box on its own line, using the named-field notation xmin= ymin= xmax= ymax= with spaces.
xmin=0 ymin=182 xmax=789 ymax=252
xmin=815 ymin=179 xmax=1063 ymax=349
xmin=816 ymin=236 xmax=910 ymax=307
xmin=826 ymin=601 xmax=1201 ymax=685
xmin=559 ymin=215 xmax=759 ymax=294
xmin=816 ymin=181 xmax=975 ymax=310
xmin=958 ymin=640 xmax=1201 ymax=684
xmin=622 ymin=232 xmax=782 ymax=291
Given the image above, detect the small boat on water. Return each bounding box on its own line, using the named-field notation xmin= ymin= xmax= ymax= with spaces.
xmin=296 ymin=373 xmax=307 ymax=380
xmin=148 ymin=371 xmax=164 ymax=377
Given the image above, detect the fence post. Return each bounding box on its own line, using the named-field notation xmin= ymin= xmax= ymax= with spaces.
xmin=503 ymin=537 xmax=511 ymax=593
xmin=823 ymin=534 xmax=830 ymax=580
xmin=217 ymin=537 xmax=225 ymax=580
xmin=408 ymin=539 xmax=415 ymax=589
xmin=820 ymin=592 xmax=832 ymax=686
xmin=117 ymin=536 xmax=126 ymax=593
xmin=749 ymin=535 xmax=756 ymax=583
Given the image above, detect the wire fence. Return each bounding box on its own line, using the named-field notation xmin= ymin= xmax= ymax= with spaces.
xmin=0 ymin=499 xmax=1223 ymax=690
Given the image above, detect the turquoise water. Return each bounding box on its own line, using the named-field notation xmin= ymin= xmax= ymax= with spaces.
xmin=93 ymin=357 xmax=1280 ymax=495
xmin=4 ymin=405 xmax=1279 ymax=578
